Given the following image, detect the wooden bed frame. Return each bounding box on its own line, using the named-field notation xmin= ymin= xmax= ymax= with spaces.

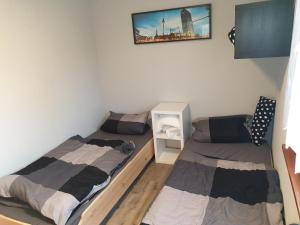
xmin=0 ymin=139 xmax=155 ymax=225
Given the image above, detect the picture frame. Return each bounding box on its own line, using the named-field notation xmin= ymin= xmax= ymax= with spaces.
xmin=131 ymin=4 xmax=212 ymax=44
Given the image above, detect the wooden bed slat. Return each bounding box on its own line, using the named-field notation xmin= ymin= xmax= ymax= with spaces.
xmin=79 ymin=139 xmax=154 ymax=225
xmin=0 ymin=215 xmax=30 ymax=225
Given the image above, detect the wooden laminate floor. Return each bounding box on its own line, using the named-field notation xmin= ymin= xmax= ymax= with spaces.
xmin=106 ymin=160 xmax=173 ymax=225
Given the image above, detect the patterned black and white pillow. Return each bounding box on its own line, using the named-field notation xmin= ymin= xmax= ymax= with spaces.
xmin=251 ymin=96 xmax=276 ymax=146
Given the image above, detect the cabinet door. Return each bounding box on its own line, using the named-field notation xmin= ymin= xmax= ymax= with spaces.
xmin=235 ymin=0 xmax=294 ymax=59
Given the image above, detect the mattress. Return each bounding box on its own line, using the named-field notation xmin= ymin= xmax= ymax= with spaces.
xmin=0 ymin=129 xmax=153 ymax=225
xmin=184 ymin=138 xmax=273 ymax=167
xmin=141 ymin=139 xmax=281 ymax=225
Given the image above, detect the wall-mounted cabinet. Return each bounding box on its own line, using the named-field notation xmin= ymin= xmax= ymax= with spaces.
xmin=235 ymin=0 xmax=294 ymax=59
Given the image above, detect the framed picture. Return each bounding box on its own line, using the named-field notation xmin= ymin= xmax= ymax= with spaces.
xmin=131 ymin=4 xmax=211 ymax=44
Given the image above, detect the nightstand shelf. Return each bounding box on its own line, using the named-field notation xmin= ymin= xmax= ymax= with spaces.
xmin=155 ymin=148 xmax=181 ymax=164
xmin=155 ymin=132 xmax=182 ymax=141
xmin=151 ymin=102 xmax=190 ymax=164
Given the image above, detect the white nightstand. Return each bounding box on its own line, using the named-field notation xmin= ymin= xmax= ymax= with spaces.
xmin=151 ymin=102 xmax=190 ymax=164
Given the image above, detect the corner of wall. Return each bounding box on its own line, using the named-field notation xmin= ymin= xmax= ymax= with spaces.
xmin=272 ymin=66 xmax=300 ymax=224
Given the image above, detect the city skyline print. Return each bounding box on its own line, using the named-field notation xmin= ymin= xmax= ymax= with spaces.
xmin=132 ymin=4 xmax=211 ymax=44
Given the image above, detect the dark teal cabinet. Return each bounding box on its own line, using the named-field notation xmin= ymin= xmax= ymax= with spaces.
xmin=235 ymin=0 xmax=294 ymax=59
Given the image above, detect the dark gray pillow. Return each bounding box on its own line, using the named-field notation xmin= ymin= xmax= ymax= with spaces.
xmin=192 ymin=115 xmax=251 ymax=143
xmin=101 ymin=111 xmax=149 ymax=135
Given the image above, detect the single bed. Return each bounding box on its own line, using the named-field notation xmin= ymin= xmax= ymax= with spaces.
xmin=141 ymin=138 xmax=283 ymax=225
xmin=0 ymin=129 xmax=154 ymax=225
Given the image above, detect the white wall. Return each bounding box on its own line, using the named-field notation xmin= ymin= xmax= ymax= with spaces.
xmin=92 ymin=0 xmax=288 ymax=118
xmin=0 ymin=0 xmax=297 ymax=222
xmin=0 ymin=0 xmax=105 ymax=177
xmin=273 ymin=69 xmax=300 ymax=224
xmin=92 ymin=0 xmax=299 ymax=222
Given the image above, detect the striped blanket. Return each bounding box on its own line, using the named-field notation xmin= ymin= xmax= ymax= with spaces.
xmin=141 ymin=145 xmax=283 ymax=225
xmin=0 ymin=135 xmax=134 ymax=225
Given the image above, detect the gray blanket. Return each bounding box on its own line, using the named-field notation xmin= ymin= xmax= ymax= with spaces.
xmin=0 ymin=136 xmax=134 ymax=225
xmin=141 ymin=144 xmax=283 ymax=225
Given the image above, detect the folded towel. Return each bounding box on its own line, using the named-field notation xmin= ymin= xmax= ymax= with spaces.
xmin=157 ymin=115 xmax=180 ymax=131
xmin=165 ymin=127 xmax=181 ymax=138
